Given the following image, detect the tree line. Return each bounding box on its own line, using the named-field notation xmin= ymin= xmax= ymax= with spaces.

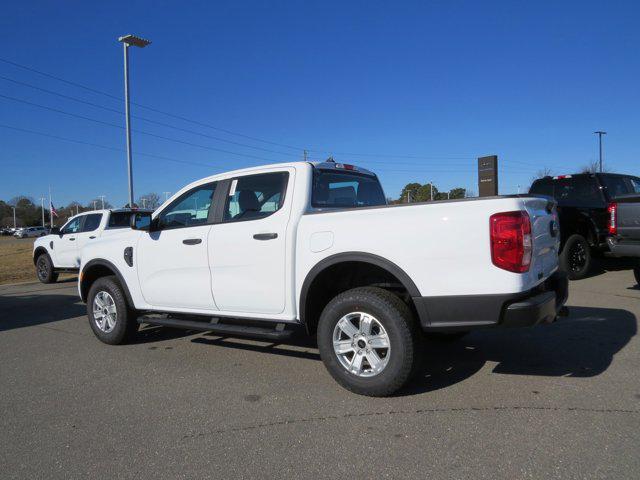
xmin=0 ymin=193 xmax=163 ymax=228
xmin=392 ymin=183 xmax=468 ymax=204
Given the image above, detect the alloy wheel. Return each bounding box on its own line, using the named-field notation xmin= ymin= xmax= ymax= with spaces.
xmin=93 ymin=291 xmax=118 ymax=333
xmin=332 ymin=312 xmax=391 ymax=377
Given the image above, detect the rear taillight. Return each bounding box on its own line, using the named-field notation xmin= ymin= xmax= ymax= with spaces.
xmin=490 ymin=211 xmax=532 ymax=273
xmin=607 ymin=202 xmax=617 ymax=235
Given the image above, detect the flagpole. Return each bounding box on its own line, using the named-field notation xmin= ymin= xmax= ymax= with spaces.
xmin=48 ymin=185 xmax=53 ymax=228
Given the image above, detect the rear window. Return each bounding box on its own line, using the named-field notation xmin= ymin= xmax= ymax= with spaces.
xmin=311 ymin=169 xmax=386 ymax=208
xmin=600 ymin=175 xmax=640 ymax=199
xmin=555 ymin=176 xmax=605 ymax=207
xmin=529 ymin=179 xmax=553 ymax=197
xmin=107 ymin=212 xmax=134 ymax=229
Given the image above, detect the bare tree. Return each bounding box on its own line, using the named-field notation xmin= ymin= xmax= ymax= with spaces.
xmin=534 ymin=167 xmax=552 ymax=179
xmin=137 ymin=192 xmax=161 ymax=210
xmin=581 ymin=160 xmax=610 ymax=173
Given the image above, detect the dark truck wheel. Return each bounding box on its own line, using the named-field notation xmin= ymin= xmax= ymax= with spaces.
xmin=87 ymin=276 xmax=138 ymax=345
xmin=560 ymin=234 xmax=592 ymax=280
xmin=317 ymin=287 xmax=418 ymax=397
xmin=634 ymin=266 xmax=640 ymax=286
xmin=35 ymin=253 xmax=58 ymax=284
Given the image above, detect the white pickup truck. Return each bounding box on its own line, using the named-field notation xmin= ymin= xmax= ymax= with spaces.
xmin=33 ymin=209 xmax=151 ymax=283
xmin=78 ymin=161 xmax=567 ymax=396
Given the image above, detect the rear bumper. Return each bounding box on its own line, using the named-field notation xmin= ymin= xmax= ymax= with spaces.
xmin=413 ymin=271 xmax=569 ymax=332
xmin=606 ymin=237 xmax=640 ymax=258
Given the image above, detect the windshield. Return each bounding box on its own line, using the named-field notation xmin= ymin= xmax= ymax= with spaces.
xmin=311 ymin=169 xmax=386 ymax=208
xmin=600 ymin=175 xmax=640 ymax=199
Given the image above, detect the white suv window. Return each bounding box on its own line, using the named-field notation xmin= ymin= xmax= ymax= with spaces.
xmin=158 ymin=183 xmax=217 ymax=229
xmin=61 ymin=217 xmax=82 ymax=234
xmin=224 ymin=172 xmax=288 ymax=222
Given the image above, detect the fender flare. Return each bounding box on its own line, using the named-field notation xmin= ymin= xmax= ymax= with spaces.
xmin=80 ymin=259 xmax=134 ymax=306
xmin=298 ymin=252 xmax=421 ymax=325
xmin=33 ymin=246 xmax=49 ymax=265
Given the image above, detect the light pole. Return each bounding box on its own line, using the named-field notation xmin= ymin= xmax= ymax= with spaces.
xmin=40 ymin=197 xmax=45 ymax=227
xmin=99 ymin=195 xmax=106 ymax=209
xmin=12 ymin=206 xmax=16 ymax=229
xmin=163 ymin=192 xmax=171 ymax=203
xmin=118 ymin=34 xmax=151 ymax=210
xmin=594 ymin=131 xmax=606 ymax=173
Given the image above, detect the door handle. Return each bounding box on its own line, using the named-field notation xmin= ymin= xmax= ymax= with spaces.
xmin=182 ymin=238 xmax=202 ymax=245
xmin=253 ymin=233 xmax=278 ymax=240
xmin=69 ymin=237 xmax=76 ymax=241
xmin=89 ymin=236 xmax=96 ymax=239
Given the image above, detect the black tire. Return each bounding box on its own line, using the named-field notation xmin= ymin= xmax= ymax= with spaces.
xmin=317 ymin=287 xmax=418 ymax=397
xmin=634 ymin=266 xmax=640 ymax=287
xmin=35 ymin=253 xmax=58 ymax=284
xmin=87 ymin=276 xmax=138 ymax=345
xmin=560 ymin=234 xmax=592 ymax=280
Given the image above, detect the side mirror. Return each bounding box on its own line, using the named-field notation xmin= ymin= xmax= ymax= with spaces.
xmin=130 ymin=211 xmax=153 ymax=231
xmin=50 ymin=227 xmax=61 ymax=236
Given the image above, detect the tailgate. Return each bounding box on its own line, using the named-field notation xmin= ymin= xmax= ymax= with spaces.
xmin=522 ymin=197 xmax=560 ymax=286
xmin=616 ymin=196 xmax=640 ymax=241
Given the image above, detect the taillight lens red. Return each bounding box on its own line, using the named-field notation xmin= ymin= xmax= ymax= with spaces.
xmin=607 ymin=202 xmax=617 ymax=235
xmin=490 ymin=211 xmax=532 ymax=273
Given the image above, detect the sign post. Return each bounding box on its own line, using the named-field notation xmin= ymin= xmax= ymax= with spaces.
xmin=478 ymin=155 xmax=499 ymax=197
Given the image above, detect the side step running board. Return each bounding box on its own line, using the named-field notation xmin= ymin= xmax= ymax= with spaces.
xmin=137 ymin=316 xmax=293 ymax=341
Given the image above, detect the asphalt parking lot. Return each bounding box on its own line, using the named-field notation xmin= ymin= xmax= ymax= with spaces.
xmin=1 ymin=268 xmax=639 ymax=479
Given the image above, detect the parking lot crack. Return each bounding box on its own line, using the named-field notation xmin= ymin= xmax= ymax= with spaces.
xmin=181 ymin=405 xmax=640 ymax=439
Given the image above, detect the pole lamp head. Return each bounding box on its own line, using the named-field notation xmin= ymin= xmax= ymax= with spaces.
xmin=593 ymin=130 xmax=607 ymax=136
xmin=118 ymin=34 xmax=151 ymax=48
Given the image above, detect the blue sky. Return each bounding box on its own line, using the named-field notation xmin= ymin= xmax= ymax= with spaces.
xmin=1 ymin=0 xmax=639 ymax=207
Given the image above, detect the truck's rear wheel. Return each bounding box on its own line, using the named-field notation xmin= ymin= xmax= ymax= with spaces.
xmin=634 ymin=266 xmax=640 ymax=286
xmin=35 ymin=253 xmax=58 ymax=284
xmin=317 ymin=287 xmax=418 ymax=397
xmin=87 ymin=276 xmax=138 ymax=345
xmin=560 ymin=234 xmax=592 ymax=280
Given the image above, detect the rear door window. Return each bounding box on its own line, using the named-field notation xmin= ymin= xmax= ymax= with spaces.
xmin=224 ymin=172 xmax=289 ymax=222
xmin=81 ymin=214 xmax=103 ymax=232
xmin=600 ymin=175 xmax=640 ymax=199
xmin=555 ymin=176 xmax=604 ymax=207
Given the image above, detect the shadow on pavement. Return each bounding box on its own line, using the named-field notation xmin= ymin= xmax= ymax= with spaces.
xmin=0 ymin=289 xmax=85 ymax=332
xmin=583 ymin=257 xmax=639 ymax=280
xmin=192 ymin=327 xmax=320 ymax=361
xmin=403 ymin=305 xmax=637 ymax=395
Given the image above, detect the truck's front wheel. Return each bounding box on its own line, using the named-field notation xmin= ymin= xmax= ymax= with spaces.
xmin=35 ymin=253 xmax=58 ymax=284
xmin=87 ymin=276 xmax=138 ymax=345
xmin=317 ymin=287 xmax=418 ymax=397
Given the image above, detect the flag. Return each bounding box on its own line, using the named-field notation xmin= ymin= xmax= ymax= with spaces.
xmin=50 ymin=202 xmax=58 ymax=218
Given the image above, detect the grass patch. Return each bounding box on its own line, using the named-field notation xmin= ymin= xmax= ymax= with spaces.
xmin=0 ymin=237 xmax=74 ymax=285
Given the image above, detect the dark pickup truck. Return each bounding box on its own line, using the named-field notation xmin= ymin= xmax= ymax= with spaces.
xmin=530 ymin=173 xmax=640 ymax=281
